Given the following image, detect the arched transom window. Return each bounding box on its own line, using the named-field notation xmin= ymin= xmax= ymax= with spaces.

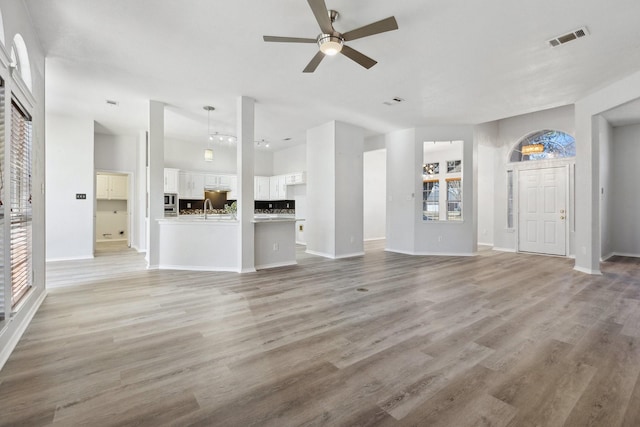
xmin=509 ymin=130 xmax=575 ymax=162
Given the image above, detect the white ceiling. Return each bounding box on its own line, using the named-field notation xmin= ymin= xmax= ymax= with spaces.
xmin=23 ymin=0 xmax=640 ymax=151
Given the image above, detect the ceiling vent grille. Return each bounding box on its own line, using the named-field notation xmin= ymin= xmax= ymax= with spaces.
xmin=548 ymin=26 xmax=589 ymax=47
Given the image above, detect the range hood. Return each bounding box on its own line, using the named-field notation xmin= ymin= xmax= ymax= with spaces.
xmin=204 ymin=185 xmax=230 ymax=192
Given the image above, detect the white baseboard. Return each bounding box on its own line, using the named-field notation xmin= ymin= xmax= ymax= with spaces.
xmin=46 ymin=254 xmax=94 ymax=262
xmin=477 ymin=241 xmax=494 ymax=247
xmin=157 ymin=264 xmax=239 ymax=273
xmin=335 ymin=251 xmax=365 ymax=259
xmin=607 ymin=252 xmax=640 ymax=259
xmin=96 ymin=238 xmax=127 ymax=243
xmin=385 ymin=248 xmax=475 ymax=257
xmin=0 ymin=290 xmax=47 ymax=371
xmin=601 ymin=252 xmax=616 ymax=261
xmin=364 ymin=237 xmax=385 ymax=242
xmin=492 ymin=247 xmax=516 ymax=253
xmin=295 ymin=241 xmax=307 ymax=246
xmin=573 ymin=266 xmax=602 ymax=275
xmin=412 ymin=251 xmax=476 ymax=257
xmin=305 ymin=250 xmax=364 ymax=259
xmin=384 ymin=248 xmax=415 ymax=255
xmin=255 ymin=261 xmax=297 ymax=270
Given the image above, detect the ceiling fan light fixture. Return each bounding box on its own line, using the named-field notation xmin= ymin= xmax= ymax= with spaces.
xmin=318 ymin=34 xmax=343 ymax=56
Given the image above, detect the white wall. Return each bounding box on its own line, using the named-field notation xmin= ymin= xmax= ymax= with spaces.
xmin=95 ymin=133 xmax=137 ymax=172
xmin=598 ymin=116 xmax=614 ymax=260
xmin=385 ymin=128 xmax=417 ymax=253
xmin=610 ymin=123 xmax=640 ymax=257
xmin=386 ymin=125 xmax=476 ymax=255
xmin=164 ymin=137 xmax=273 ymax=176
xmin=574 ymin=69 xmax=640 ymax=273
xmin=306 ymin=122 xmax=336 ymax=256
xmin=334 ymin=121 xmax=364 ymax=257
xmin=486 ymin=105 xmax=575 ymax=252
xmin=477 ymin=144 xmax=496 ymax=245
xmin=306 ymin=121 xmax=364 ymax=258
xmin=273 ymin=144 xmax=305 ymax=175
xmin=414 ymin=126 xmax=476 ymax=255
xmin=363 ymin=149 xmax=386 ymax=241
xmin=96 ymin=199 xmax=128 ymax=242
xmin=46 ymin=114 xmax=95 ymax=260
xmin=273 ymin=144 xmax=307 ymax=244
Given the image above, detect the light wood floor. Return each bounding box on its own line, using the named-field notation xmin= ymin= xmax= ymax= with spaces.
xmin=1 ymin=243 xmax=639 ymax=426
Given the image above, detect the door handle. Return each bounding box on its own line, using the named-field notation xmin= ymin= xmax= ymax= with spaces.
xmin=560 ymin=216 xmax=565 ymax=220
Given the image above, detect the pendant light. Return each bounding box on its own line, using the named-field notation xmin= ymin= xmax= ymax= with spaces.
xmin=203 ymin=105 xmax=215 ymax=161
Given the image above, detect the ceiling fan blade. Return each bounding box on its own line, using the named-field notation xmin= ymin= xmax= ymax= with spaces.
xmin=303 ymin=51 xmax=325 ymax=73
xmin=263 ymin=36 xmax=317 ymax=43
xmin=307 ymin=0 xmax=334 ymax=34
xmin=340 ymin=45 xmax=377 ymax=69
xmin=342 ymin=16 xmax=399 ymax=41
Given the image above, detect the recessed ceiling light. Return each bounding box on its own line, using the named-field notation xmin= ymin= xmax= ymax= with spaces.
xmin=283 ymin=137 xmax=292 ymax=141
xmin=106 ymin=99 xmax=119 ymax=106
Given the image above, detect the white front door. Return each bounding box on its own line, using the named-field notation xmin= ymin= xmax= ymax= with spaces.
xmin=518 ymin=166 xmax=567 ymax=256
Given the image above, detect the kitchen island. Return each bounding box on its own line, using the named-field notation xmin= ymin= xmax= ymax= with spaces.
xmin=157 ymin=215 xmax=239 ymax=271
xmin=157 ymin=214 xmax=300 ymax=272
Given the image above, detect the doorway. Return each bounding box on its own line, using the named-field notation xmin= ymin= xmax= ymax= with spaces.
xmin=518 ymin=166 xmax=568 ymax=256
xmin=94 ymin=172 xmax=132 ymax=254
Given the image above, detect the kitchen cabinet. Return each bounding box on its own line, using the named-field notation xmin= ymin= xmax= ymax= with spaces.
xmin=164 ymin=168 xmax=179 ymax=193
xmin=204 ymin=174 xmax=231 ymax=189
xmin=285 ymin=172 xmax=306 ymax=185
xmin=254 ymin=176 xmax=270 ymax=200
xmin=269 ymin=175 xmax=287 ymax=200
xmin=96 ymin=174 xmax=127 ymax=200
xmin=179 ymin=172 xmax=205 ymax=199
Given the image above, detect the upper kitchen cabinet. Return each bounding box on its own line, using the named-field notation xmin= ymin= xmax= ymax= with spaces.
xmin=96 ymin=173 xmax=128 ymax=200
xmin=255 ymin=176 xmax=270 ymax=200
xmin=269 ymin=175 xmax=287 ymax=200
xmin=179 ymin=172 xmax=205 ymax=199
xmin=285 ymin=172 xmax=306 ymax=185
xmin=164 ymin=168 xmax=179 ymax=193
xmin=204 ymin=174 xmax=231 ymax=189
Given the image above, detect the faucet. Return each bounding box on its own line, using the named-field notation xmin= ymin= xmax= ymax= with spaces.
xmin=203 ymin=198 xmax=213 ymax=219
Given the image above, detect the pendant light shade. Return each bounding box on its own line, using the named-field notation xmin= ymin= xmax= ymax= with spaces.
xmin=203 ymin=105 xmax=215 ymax=161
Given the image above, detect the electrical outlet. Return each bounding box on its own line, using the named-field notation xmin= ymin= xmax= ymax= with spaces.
xmin=273 ymin=243 xmax=279 ymax=251
xmin=438 ymin=235 xmax=443 ymax=242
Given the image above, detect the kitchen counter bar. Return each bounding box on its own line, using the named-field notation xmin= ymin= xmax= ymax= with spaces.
xmin=157 ymin=215 xmax=300 ymax=272
xmin=158 ymin=218 xmax=239 ymax=271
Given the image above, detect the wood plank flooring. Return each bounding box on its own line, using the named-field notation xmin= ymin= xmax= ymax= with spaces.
xmin=1 ymin=243 xmax=639 ymax=426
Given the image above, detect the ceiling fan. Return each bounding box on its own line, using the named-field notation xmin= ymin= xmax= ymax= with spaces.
xmin=263 ymin=0 xmax=398 ymax=73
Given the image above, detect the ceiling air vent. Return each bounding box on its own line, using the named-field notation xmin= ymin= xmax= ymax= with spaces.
xmin=383 ymin=97 xmax=405 ymax=106
xmin=548 ymin=26 xmax=589 ymax=48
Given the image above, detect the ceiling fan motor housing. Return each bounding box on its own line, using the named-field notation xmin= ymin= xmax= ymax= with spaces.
xmin=317 ymin=33 xmax=344 ymax=55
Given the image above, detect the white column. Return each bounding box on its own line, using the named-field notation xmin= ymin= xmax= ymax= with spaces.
xmin=136 ymin=130 xmax=147 ymax=253
xmin=146 ymin=101 xmax=164 ymax=268
xmin=306 ymin=120 xmax=364 ymax=258
xmin=237 ymin=96 xmax=256 ymax=273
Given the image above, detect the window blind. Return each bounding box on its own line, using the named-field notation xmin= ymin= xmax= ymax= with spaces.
xmin=0 ymin=80 xmax=4 ymax=319
xmin=10 ymin=98 xmax=32 ymax=308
